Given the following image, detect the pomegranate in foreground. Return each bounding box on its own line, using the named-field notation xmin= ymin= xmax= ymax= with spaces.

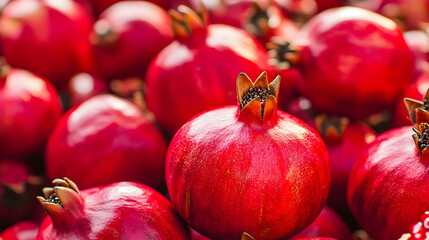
xmin=45 ymin=94 xmax=167 ymax=190
xmin=290 ymin=6 xmax=413 ymax=119
xmin=166 ymin=72 xmax=330 ymax=239
xmin=145 ymin=6 xmax=273 ymax=135
xmin=347 ymin=90 xmax=429 ymax=239
xmin=0 ymin=64 xmax=62 ymax=158
xmin=36 ymin=178 xmax=190 ymax=240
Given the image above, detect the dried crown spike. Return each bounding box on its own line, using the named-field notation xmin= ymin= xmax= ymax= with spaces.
xmin=168 ymin=4 xmax=207 ymax=39
xmin=241 ymin=232 xmax=256 ymax=240
xmin=404 ymin=89 xmax=429 ymax=156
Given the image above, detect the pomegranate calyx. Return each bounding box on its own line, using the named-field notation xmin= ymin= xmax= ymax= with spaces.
xmin=237 ymin=71 xmax=280 ymax=123
xmin=91 ymin=19 xmax=118 ymax=48
xmin=315 ymin=114 xmax=349 ymax=144
xmin=412 ymin=123 xmax=429 ymax=156
xmin=168 ymin=5 xmax=207 ymax=42
xmin=242 ymin=232 xmax=256 ymax=240
xmin=245 ymin=2 xmax=277 ymax=38
xmin=0 ymin=57 xmax=10 ymax=82
xmin=267 ymin=39 xmax=300 ymax=70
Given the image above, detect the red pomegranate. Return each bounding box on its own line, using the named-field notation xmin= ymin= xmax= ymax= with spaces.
xmin=36 ymin=178 xmax=190 ymax=240
xmin=145 ymin=6 xmax=274 ymax=135
xmin=392 ymin=72 xmax=429 ymax=128
xmin=207 ymin=0 xmax=300 ymax=45
xmin=90 ymin=1 xmax=173 ymax=81
xmin=0 ymin=64 xmax=63 ymax=158
xmin=314 ymin=115 xmax=376 ymax=221
xmin=0 ymin=221 xmax=39 ymax=240
xmin=0 ymin=0 xmax=94 ymax=88
xmin=289 ymin=6 xmax=414 ymax=120
xmin=45 ymin=94 xmax=167 ymax=190
xmin=347 ymin=90 xmax=429 ymax=239
xmin=0 ymin=159 xmax=43 ymax=229
xmin=67 ymin=72 xmax=109 ymax=108
xmin=291 ymin=206 xmax=352 ymax=240
xmin=399 ymin=211 xmax=429 ymax=240
xmin=166 ymin=72 xmax=330 ymax=239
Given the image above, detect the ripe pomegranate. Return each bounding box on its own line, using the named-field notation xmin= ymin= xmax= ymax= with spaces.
xmin=145 ymin=6 xmax=274 ymax=135
xmin=67 ymin=72 xmax=109 ymax=108
xmin=36 ymin=178 xmax=190 ymax=239
xmin=0 ymin=64 xmax=63 ymax=158
xmin=0 ymin=0 xmax=94 ymax=88
xmin=90 ymin=1 xmax=173 ymax=81
xmin=291 ymin=206 xmax=352 ymax=240
xmin=348 ymin=90 xmax=429 ymax=239
xmin=314 ymin=115 xmax=376 ymax=221
xmin=45 ymin=94 xmax=167 ymax=190
xmin=289 ymin=6 xmax=414 ymax=120
xmin=399 ymin=211 xmax=429 ymax=240
xmin=392 ymin=72 xmax=429 ymax=128
xmin=166 ymin=72 xmax=330 ymax=239
xmin=0 ymin=221 xmax=39 ymax=240
xmin=207 ymin=0 xmax=300 ymax=45
xmin=0 ymin=159 xmax=42 ymax=229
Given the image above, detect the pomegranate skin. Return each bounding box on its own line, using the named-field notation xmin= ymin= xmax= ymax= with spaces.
xmin=347 ymin=126 xmax=429 ymax=240
xmin=91 ymin=1 xmax=173 ymax=81
xmin=146 ymin=24 xmax=273 ymax=135
xmin=291 ymin=206 xmax=352 ymax=240
xmin=86 ymin=0 xmax=169 ymax=16
xmin=0 ymin=0 xmax=94 ymax=88
xmin=166 ymin=105 xmax=330 ymax=239
xmin=0 ymin=69 xmax=62 ymax=158
xmin=0 ymin=221 xmax=39 ymax=240
xmin=294 ymin=6 xmax=414 ymax=120
xmin=45 ymin=94 xmax=167 ymax=190
xmin=37 ymin=179 xmax=190 ymax=240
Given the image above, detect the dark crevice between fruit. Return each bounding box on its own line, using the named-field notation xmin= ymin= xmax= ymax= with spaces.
xmin=267 ymin=39 xmax=299 ymax=70
xmin=241 ymin=86 xmax=269 ymax=119
xmin=1 ymin=184 xmax=28 ymax=210
xmin=46 ymin=192 xmax=63 ymax=208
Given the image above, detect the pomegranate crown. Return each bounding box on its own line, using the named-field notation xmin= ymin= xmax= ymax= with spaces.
xmin=237 ymin=71 xmax=280 ymax=124
xmin=315 ymin=113 xmax=349 ymax=144
xmin=168 ymin=4 xmax=208 ymax=41
xmin=404 ymin=89 xmax=429 ymax=156
xmin=267 ymin=38 xmax=301 ymax=70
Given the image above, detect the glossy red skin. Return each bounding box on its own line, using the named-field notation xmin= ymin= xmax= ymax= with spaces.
xmin=86 ymin=0 xmax=169 ymax=16
xmin=45 ymin=94 xmax=167 ymax=190
xmin=294 ymin=7 xmax=414 ymax=120
xmin=37 ymin=182 xmax=190 ymax=240
xmin=314 ymin=0 xmax=344 ymax=12
xmin=404 ymin=31 xmax=429 ymax=79
xmin=91 ymin=1 xmax=173 ymax=81
xmin=0 ymin=0 xmax=94 ymax=89
xmin=347 ymin=126 xmax=429 ymax=240
xmin=391 ymin=72 xmax=429 ymax=128
xmin=291 ymin=206 xmax=352 ymax=240
xmin=0 ymin=160 xmax=41 ymax=229
xmin=0 ymin=69 xmax=62 ymax=158
xmin=145 ymin=24 xmax=273 ymax=135
xmin=325 ymin=122 xmax=376 ymax=220
xmin=0 ymin=221 xmax=38 ymax=240
xmin=166 ymin=105 xmax=331 ymax=240
xmin=67 ymin=72 xmax=109 ymax=107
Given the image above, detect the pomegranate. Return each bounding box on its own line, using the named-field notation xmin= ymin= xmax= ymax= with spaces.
xmin=45 ymin=94 xmax=167 ymax=190
xmin=145 ymin=6 xmax=274 ymax=135
xmin=36 ymin=178 xmax=190 ymax=239
xmin=288 ymin=6 xmax=414 ymax=119
xmin=347 ymin=90 xmax=429 ymax=239
xmin=67 ymin=72 xmax=109 ymax=108
xmin=0 ymin=159 xmax=42 ymax=229
xmin=392 ymin=72 xmax=429 ymax=128
xmin=0 ymin=64 xmax=63 ymax=158
xmin=0 ymin=221 xmax=38 ymax=240
xmin=0 ymin=0 xmax=94 ymax=88
xmin=90 ymin=1 xmax=173 ymax=81
xmin=166 ymin=72 xmax=330 ymax=239
xmin=207 ymin=0 xmax=300 ymax=45
xmin=314 ymin=115 xmax=376 ymax=221
xmin=399 ymin=211 xmax=429 ymax=240
xmin=291 ymin=206 xmax=352 ymax=240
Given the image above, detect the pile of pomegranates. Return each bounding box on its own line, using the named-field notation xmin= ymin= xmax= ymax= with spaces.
xmin=1 ymin=0 xmax=428 ymax=239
